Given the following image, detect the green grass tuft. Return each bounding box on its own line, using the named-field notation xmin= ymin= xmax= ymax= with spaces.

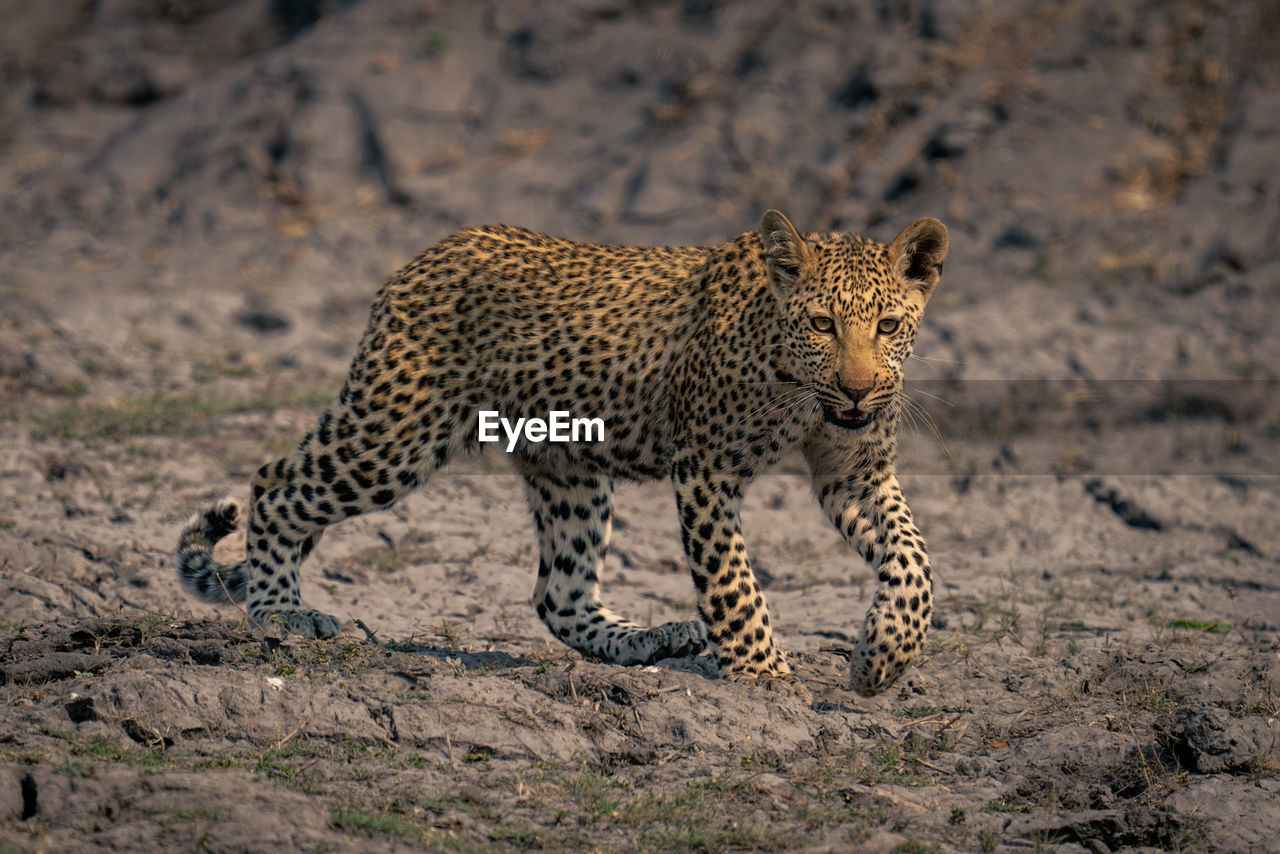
xmin=1168 ymin=618 xmax=1231 ymax=634
xmin=34 ymin=389 xmax=333 ymax=441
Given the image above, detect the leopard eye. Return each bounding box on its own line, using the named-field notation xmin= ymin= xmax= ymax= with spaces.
xmin=877 ymin=317 xmax=900 ymax=335
xmin=810 ymin=315 xmax=836 ymax=334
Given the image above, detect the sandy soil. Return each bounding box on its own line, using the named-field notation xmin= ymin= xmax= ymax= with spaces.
xmin=1 ymin=1 xmax=1278 ymax=851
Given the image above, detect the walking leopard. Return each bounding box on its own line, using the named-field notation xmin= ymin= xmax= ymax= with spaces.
xmin=176 ymin=210 xmax=948 ymax=700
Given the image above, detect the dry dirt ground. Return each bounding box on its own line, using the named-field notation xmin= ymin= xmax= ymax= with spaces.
xmin=1 ymin=1 xmax=1279 ymax=852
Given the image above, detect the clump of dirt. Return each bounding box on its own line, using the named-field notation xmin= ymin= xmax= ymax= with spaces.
xmin=2 ymin=613 xmax=1277 ymax=851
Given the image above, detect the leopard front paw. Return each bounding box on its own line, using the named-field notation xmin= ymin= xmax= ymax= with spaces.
xmin=850 ymin=643 xmax=910 ymax=697
xmin=251 ymin=607 xmax=343 ymax=639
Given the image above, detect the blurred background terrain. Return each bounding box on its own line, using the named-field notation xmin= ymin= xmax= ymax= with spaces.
xmin=1 ymin=1 xmax=1278 ymax=851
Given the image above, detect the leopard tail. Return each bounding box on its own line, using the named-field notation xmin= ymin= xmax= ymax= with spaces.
xmin=175 ymin=498 xmax=249 ymax=605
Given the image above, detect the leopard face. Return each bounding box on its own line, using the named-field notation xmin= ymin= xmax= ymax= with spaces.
xmin=761 ymin=211 xmax=948 ymax=432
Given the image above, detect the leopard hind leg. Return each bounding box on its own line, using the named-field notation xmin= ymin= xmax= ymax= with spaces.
xmin=522 ymin=469 xmax=707 ymax=665
xmin=247 ymin=397 xmax=479 ymax=636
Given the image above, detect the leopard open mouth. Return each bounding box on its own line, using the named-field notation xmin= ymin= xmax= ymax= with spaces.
xmin=823 ymin=406 xmax=875 ymax=430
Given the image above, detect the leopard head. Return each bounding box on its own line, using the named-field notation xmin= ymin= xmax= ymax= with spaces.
xmin=760 ymin=209 xmax=948 ymax=432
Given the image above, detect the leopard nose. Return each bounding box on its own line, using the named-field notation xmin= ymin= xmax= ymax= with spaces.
xmin=839 ymin=383 xmax=873 ymax=405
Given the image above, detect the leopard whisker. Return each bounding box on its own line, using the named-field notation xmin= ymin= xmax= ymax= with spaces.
xmin=907 ymin=386 xmax=953 ymax=408
xmin=754 ymin=388 xmax=820 ymax=424
xmin=768 ymin=392 xmax=822 ymax=428
xmin=757 ymin=387 xmax=821 ymax=424
xmin=909 ymin=353 xmax=965 ymax=366
xmin=897 ymin=393 xmax=952 ymax=459
xmin=743 ymin=385 xmax=815 ymax=423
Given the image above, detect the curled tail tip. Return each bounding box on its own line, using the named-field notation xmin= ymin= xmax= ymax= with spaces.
xmin=176 ymin=497 xmax=248 ymax=605
xmin=178 ymin=497 xmax=242 ymax=550
xmin=212 ymin=497 xmax=242 ymax=530
xmin=184 ymin=497 xmax=240 ymax=530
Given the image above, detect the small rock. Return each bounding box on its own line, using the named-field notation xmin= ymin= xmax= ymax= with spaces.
xmin=145 ymin=637 xmax=187 ymax=660
xmin=1177 ymin=705 xmax=1279 ymax=774
xmin=65 ymin=696 xmax=97 ymax=723
xmin=188 ymin=641 xmax=225 ymax=666
xmin=1084 ymin=479 xmax=1162 ymax=530
xmin=235 ymin=308 xmax=291 ymax=334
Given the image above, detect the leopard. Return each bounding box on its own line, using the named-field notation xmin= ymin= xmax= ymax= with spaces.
xmin=175 ymin=209 xmax=948 ymax=701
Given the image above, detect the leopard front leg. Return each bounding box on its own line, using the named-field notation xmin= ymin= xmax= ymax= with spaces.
xmin=672 ymin=463 xmax=811 ymax=702
xmin=523 ymin=469 xmax=707 ymax=665
xmin=812 ymin=467 xmax=933 ymax=696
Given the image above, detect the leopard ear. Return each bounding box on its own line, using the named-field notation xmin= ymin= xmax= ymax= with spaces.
xmin=760 ymin=209 xmax=813 ymax=298
xmin=889 ymin=217 xmax=948 ymax=298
